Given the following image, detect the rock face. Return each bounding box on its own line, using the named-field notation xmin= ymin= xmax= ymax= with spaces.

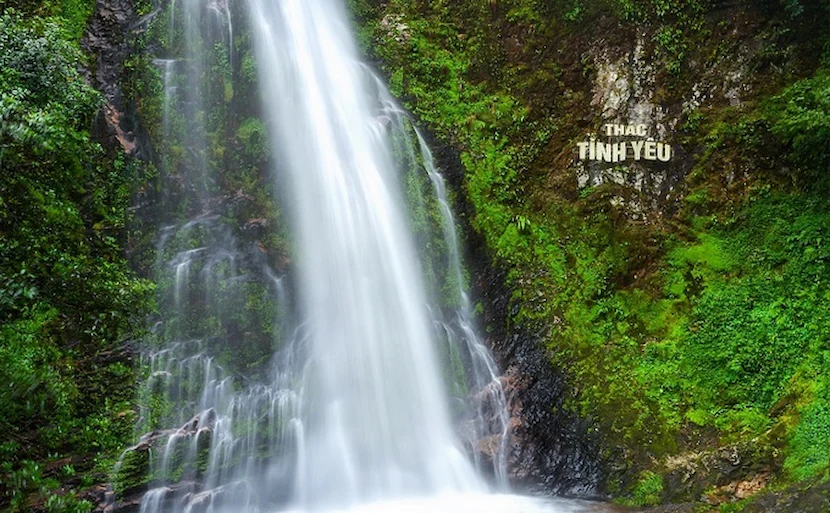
xmin=571 ymin=15 xmax=764 ymax=217
xmin=500 ymin=362 xmax=600 ymax=495
xmin=83 ymin=0 xmax=150 ymax=160
xmin=741 ymin=479 xmax=830 ymax=513
xmin=567 ymin=3 xmax=814 ymax=223
xmin=659 ymin=439 xmax=780 ymax=506
xmin=577 ymin=34 xmax=681 ymax=210
xmin=642 ymin=479 xmax=830 ymax=513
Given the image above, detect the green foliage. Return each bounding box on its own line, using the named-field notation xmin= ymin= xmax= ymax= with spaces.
xmin=237 ymin=117 xmax=269 ymax=162
xmin=781 ymin=0 xmax=805 ymax=18
xmin=564 ymin=1 xmax=585 ymax=22
xmin=112 ymin=446 xmax=150 ymax=497
xmin=134 ymin=0 xmax=154 ymax=17
xmin=122 ymin=52 xmax=164 ymax=148
xmin=1 ymin=458 xmax=93 ymax=512
xmin=45 ymin=493 xmax=93 ymax=513
xmin=719 ymin=499 xmax=751 ymax=513
xmin=653 ymin=25 xmax=686 ymax=75
xmin=785 ymin=368 xmax=830 ymax=480
xmin=0 ymin=14 xmax=153 ymax=328
xmin=241 ymin=51 xmax=257 ymax=83
xmin=0 ymin=308 xmax=75 ymax=435
xmin=45 ymin=0 xmax=94 ymax=41
xmin=607 ymin=0 xmax=706 ymax=76
xmin=0 ymin=0 xmax=95 ymax=42
xmin=0 ymin=11 xmax=152 ymax=509
xmin=642 ymin=193 xmax=830 ymax=463
xmin=766 ymin=69 xmax=830 ymax=184
xmin=619 ymin=470 xmax=664 ymax=507
xmin=678 ymin=250 xmax=818 ymax=410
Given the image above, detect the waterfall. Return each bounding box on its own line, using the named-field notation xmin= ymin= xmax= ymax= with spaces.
xmin=247 ymin=0 xmax=482 ymax=503
xmin=119 ymin=0 xmax=601 ymax=512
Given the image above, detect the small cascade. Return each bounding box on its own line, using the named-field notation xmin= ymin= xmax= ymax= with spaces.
xmin=123 ymin=211 xmax=296 ymax=512
xmin=152 ymin=59 xmax=177 ymax=140
xmin=414 ymin=129 xmax=511 ymax=487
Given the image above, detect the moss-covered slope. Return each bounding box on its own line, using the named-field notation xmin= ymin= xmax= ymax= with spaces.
xmin=347 ymin=0 xmax=830 ymax=509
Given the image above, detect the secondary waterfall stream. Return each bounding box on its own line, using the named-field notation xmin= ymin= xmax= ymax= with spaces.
xmin=122 ymin=0 xmax=608 ymax=512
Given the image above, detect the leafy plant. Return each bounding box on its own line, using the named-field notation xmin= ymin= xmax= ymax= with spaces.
xmin=0 ymin=9 xmax=152 ymax=508
xmin=620 ymin=470 xmax=664 ymax=507
xmin=766 ymin=69 xmax=830 ymax=184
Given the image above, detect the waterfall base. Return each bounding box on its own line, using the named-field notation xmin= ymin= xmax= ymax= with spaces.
xmin=271 ymin=494 xmax=619 ymax=513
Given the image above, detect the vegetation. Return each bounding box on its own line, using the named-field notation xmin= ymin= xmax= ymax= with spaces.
xmin=1 ymin=0 xmax=828 ymax=510
xmin=766 ymin=67 xmax=830 ymax=185
xmin=349 ymin=0 xmax=830 ymax=506
xmin=0 ymin=4 xmax=153 ymax=510
xmin=620 ymin=470 xmax=664 ymax=507
xmin=127 ymin=0 xmax=289 ymax=376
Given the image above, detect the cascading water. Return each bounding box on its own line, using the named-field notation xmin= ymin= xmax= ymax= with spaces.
xmin=116 ymin=0 xmax=612 ymax=512
xmin=367 ymin=74 xmax=511 ymax=486
xmin=247 ymin=0 xmax=485 ymax=504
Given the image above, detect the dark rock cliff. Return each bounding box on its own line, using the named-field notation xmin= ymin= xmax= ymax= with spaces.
xmin=84 ymin=0 xmax=148 ymax=160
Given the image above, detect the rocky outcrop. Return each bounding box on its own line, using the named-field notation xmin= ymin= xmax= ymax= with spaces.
xmin=660 ymin=440 xmax=780 ymax=505
xmin=83 ymin=0 xmax=152 ymax=160
xmin=500 ymin=362 xmax=601 ymax=495
xmin=642 ymin=479 xmax=830 ymax=513
xmin=740 ymin=479 xmax=830 ymax=513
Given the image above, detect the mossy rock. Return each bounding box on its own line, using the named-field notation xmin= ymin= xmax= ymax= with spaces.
xmin=112 ymin=443 xmax=151 ymax=498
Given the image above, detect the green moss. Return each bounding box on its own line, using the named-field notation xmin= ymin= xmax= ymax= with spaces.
xmin=112 ymin=446 xmax=150 ymax=498
xmin=619 ymin=470 xmax=664 ymax=507
xmin=765 ymin=69 xmax=830 ymax=186
xmin=719 ymin=499 xmax=751 ymax=513
xmin=785 ymin=377 xmax=830 ymax=480
xmin=196 ymin=431 xmax=212 ymax=474
xmin=237 ymin=117 xmax=269 ymax=162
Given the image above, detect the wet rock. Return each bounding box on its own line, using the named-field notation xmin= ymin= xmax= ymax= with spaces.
xmin=472 ymin=434 xmax=503 ymax=473
xmin=499 ymin=361 xmax=600 ymax=496
xmin=83 ymin=0 xmax=152 ymax=161
xmin=180 ymin=489 xmax=214 ymax=513
xmin=111 ymin=440 xmax=151 ymax=499
xmin=107 ymin=412 xmax=215 ymax=509
xmin=379 ymin=14 xmax=410 ymax=43
xmin=705 ymin=471 xmax=772 ymax=504
xmin=644 ymin=478 xmax=830 ymax=513
xmin=242 ymin=217 xmax=270 ymax=238
xmin=79 ymin=484 xmax=109 ymax=512
xmin=102 ymin=482 xmax=201 ymax=513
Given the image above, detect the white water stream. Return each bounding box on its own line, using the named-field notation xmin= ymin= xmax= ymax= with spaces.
xmin=120 ymin=1 xmax=616 ymax=512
